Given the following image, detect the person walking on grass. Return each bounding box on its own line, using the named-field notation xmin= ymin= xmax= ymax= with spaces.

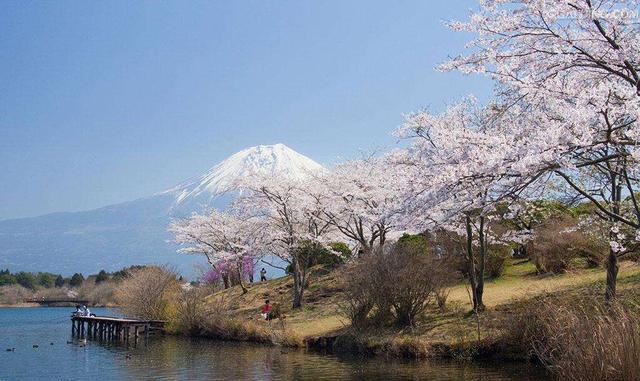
xmin=260 ymin=268 xmax=267 ymax=282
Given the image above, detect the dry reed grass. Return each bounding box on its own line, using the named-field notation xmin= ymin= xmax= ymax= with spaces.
xmin=503 ymin=292 xmax=640 ymax=381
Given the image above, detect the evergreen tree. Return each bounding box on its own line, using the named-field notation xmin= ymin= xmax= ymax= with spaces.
xmin=69 ymin=273 xmax=84 ymax=287
xmin=95 ymin=270 xmax=109 ymax=284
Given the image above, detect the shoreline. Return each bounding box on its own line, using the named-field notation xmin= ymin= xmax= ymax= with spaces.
xmin=0 ymin=303 xmax=117 ymax=308
xmin=0 ymin=303 xmax=40 ymax=308
xmin=169 ymin=260 xmax=640 ymax=365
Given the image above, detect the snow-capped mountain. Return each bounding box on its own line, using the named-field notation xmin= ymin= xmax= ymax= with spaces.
xmin=0 ymin=144 xmax=324 ymax=275
xmin=162 ymin=143 xmax=325 ymax=212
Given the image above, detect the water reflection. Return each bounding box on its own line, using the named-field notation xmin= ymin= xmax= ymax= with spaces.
xmin=0 ymin=308 xmax=548 ymax=381
xmin=119 ymin=337 xmax=547 ymax=381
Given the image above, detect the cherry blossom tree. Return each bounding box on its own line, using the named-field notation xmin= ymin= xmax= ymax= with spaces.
xmin=169 ymin=209 xmax=262 ymax=294
xmin=318 ymin=157 xmax=402 ymax=256
xmin=234 ymin=175 xmax=335 ymax=308
xmin=443 ymin=0 xmax=640 ymax=300
xmin=393 ymin=98 xmax=543 ymax=311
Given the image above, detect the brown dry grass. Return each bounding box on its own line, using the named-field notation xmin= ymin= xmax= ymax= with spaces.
xmin=499 ymin=288 xmax=640 ymax=380
xmin=201 ymin=260 xmax=640 ymax=357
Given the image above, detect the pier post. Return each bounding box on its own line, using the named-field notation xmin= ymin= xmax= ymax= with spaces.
xmin=71 ymin=316 xmax=164 ymax=346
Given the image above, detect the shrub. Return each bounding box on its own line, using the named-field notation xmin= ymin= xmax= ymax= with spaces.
xmin=395 ymin=233 xmax=430 ymax=255
xmin=340 ymin=242 xmax=452 ymax=327
xmin=34 ymin=287 xmax=69 ymax=300
xmin=434 ymin=284 xmax=451 ymax=312
xmin=575 ymin=236 xmax=607 ymax=268
xmin=80 ymin=282 xmax=117 ymax=306
xmin=0 ymin=285 xmax=32 ymax=304
xmin=529 ymin=217 xmax=583 ymax=273
xmin=172 ymin=286 xmax=210 ymax=334
xmin=114 ymin=266 xmax=180 ymax=320
xmin=424 ymin=229 xmax=468 ymax=278
xmin=338 ymin=262 xmax=375 ymax=328
xmin=389 ymin=250 xmax=439 ymax=326
xmin=485 ymin=245 xmax=510 ymax=278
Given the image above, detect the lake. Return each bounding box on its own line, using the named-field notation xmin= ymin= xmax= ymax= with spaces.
xmin=0 ymin=307 xmax=549 ymax=380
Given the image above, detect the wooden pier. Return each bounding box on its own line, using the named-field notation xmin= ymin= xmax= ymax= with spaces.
xmin=71 ymin=316 xmax=165 ymax=345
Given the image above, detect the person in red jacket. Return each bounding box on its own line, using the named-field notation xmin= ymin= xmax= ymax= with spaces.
xmin=260 ymin=299 xmax=272 ymax=320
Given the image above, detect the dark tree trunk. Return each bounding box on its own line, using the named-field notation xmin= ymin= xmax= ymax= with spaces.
xmin=465 ymin=215 xmax=479 ymax=312
xmin=465 ymin=214 xmax=486 ymax=313
xmin=605 ymin=173 xmax=622 ymax=302
xmin=292 ymin=257 xmax=305 ymax=308
xmin=476 ymin=216 xmax=486 ymax=312
xmin=236 ymin=265 xmax=248 ymax=294
xmin=358 ymin=243 xmax=372 ymax=258
xmin=605 ymin=249 xmax=619 ymax=302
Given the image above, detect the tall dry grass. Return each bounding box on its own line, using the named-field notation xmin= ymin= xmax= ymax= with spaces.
xmin=170 ymin=287 xmax=301 ymax=346
xmin=504 ymin=294 xmax=640 ymax=381
xmin=535 ymin=303 xmax=640 ymax=381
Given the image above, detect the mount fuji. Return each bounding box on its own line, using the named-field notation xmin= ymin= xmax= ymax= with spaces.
xmin=0 ymin=144 xmax=325 ymax=276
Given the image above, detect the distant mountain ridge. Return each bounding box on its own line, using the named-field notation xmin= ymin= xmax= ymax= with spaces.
xmin=0 ymin=144 xmax=324 ymax=275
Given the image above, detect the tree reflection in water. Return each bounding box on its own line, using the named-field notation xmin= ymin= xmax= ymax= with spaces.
xmin=119 ymin=336 xmax=548 ymax=381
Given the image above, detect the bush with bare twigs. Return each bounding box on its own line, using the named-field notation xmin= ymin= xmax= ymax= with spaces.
xmin=0 ymin=285 xmax=32 ymax=305
xmin=340 ymin=241 xmax=453 ymax=327
xmin=527 ymin=217 xmax=585 ymax=274
xmin=485 ymin=245 xmax=510 ymax=278
xmin=114 ymin=266 xmax=180 ymax=320
xmin=172 ymin=286 xmax=212 ymax=334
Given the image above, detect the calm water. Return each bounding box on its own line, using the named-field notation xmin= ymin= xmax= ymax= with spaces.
xmin=0 ymin=308 xmax=548 ymax=381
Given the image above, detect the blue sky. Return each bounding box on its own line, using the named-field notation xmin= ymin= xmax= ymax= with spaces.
xmin=0 ymin=1 xmax=491 ymax=220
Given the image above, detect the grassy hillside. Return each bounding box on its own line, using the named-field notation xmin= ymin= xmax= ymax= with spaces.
xmin=202 ymin=259 xmax=640 ymax=357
